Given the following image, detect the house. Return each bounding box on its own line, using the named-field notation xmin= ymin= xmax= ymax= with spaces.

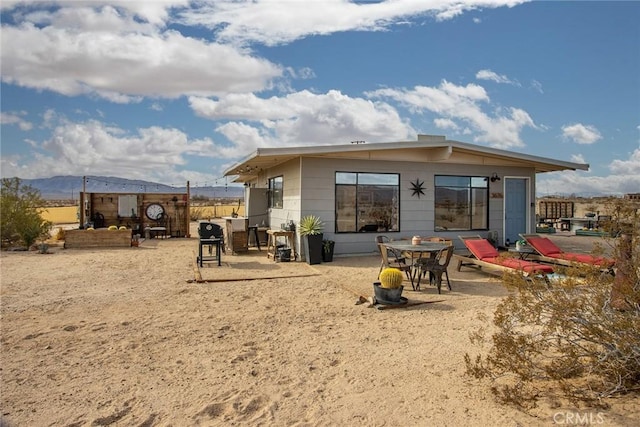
xmin=223 ymin=135 xmax=588 ymax=259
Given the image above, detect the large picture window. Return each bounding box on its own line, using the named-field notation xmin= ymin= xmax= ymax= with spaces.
xmin=335 ymin=172 xmax=399 ymax=233
xmin=434 ymin=175 xmax=488 ymax=231
xmin=268 ymin=176 xmax=283 ymax=209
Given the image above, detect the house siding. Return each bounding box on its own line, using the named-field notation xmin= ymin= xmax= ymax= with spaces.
xmin=263 ymin=158 xmax=301 ymax=230
xmin=248 ymin=155 xmax=536 ymax=257
xmin=294 ymin=158 xmax=536 ymax=255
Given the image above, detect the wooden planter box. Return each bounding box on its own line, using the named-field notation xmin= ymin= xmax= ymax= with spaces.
xmin=575 ymin=230 xmax=609 ymax=237
xmin=228 ymin=230 xmax=248 ymax=253
xmin=536 ymin=227 xmax=556 ymax=234
xmin=64 ymin=229 xmax=132 ymax=249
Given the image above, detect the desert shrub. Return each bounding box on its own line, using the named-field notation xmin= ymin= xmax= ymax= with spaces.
xmin=190 ymin=206 xmax=205 ymax=221
xmin=465 ymin=199 xmax=640 ymax=408
xmin=1 ymin=178 xmax=52 ymax=248
xmin=55 ymin=227 xmax=66 ymax=240
xmin=190 ymin=195 xmax=210 ymax=203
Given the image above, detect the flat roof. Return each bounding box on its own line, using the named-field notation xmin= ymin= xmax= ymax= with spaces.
xmin=223 ymin=135 xmax=589 ymax=181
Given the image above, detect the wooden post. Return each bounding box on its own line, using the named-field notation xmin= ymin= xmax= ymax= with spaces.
xmin=186 ymin=181 xmax=191 ymax=238
xmin=80 ymin=176 xmax=86 ymax=227
xmin=611 ymin=232 xmax=638 ymax=310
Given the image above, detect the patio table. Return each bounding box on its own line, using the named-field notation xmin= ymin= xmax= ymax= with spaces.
xmin=383 ymin=240 xmax=448 ymax=290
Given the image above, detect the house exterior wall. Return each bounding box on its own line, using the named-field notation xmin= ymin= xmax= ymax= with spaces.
xmin=259 ymin=157 xmax=301 ymax=230
xmin=252 ymin=156 xmax=537 ymax=257
xmin=297 ymin=158 xmax=536 ymax=255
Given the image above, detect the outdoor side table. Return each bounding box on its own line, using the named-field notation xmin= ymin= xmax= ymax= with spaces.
xmin=508 ymin=247 xmax=537 ymax=260
xmin=266 ymin=230 xmax=297 ymax=261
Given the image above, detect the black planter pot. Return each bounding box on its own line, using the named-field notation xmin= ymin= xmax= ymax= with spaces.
xmin=303 ymin=233 xmax=323 ymax=265
xmin=373 ymin=282 xmax=406 ymax=305
xmin=322 ymin=241 xmax=335 ymax=262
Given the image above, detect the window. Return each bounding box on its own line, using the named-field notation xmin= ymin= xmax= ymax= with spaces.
xmin=118 ymin=195 xmax=138 ymax=217
xmin=335 ymin=172 xmax=399 ymax=233
xmin=268 ymin=176 xmax=283 ymax=209
xmin=434 ymin=175 xmax=488 ymax=231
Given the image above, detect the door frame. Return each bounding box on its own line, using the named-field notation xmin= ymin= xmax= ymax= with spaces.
xmin=502 ymin=176 xmax=532 ymax=246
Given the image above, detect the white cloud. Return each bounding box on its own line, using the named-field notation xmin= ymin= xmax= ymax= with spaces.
xmin=1 ymin=1 xmax=188 ymax=26
xmin=367 ymin=80 xmax=536 ymax=149
xmin=178 ymin=0 xmax=528 ymax=46
xmin=286 ymin=67 xmax=316 ymax=80
xmin=476 ymin=69 xmax=520 ymax=86
xmin=0 ymin=1 xmax=527 ymax=102
xmin=537 ymin=146 xmax=640 ymax=196
xmin=189 ymin=90 xmax=415 ymax=147
xmin=537 ymin=171 xmax=640 ymax=197
xmin=530 ymin=79 xmax=544 ymax=94
xmin=433 ymin=118 xmax=459 ymax=131
xmin=609 ymin=146 xmax=640 ymax=176
xmin=0 ymin=96 xmax=413 ymax=182
xmin=562 ymin=123 xmax=602 ymax=144
xmin=0 ymin=111 xmax=33 ymax=131
xmin=0 ymin=115 xmax=227 ymax=183
xmin=570 ymin=153 xmax=586 ymax=164
xmin=1 ymin=14 xmax=281 ymax=101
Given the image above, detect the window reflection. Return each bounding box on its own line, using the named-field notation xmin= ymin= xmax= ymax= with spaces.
xmin=434 ymin=175 xmax=488 ymax=231
xmin=335 ymin=172 xmax=399 ymax=233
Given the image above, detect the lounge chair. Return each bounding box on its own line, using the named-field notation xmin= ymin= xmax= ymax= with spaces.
xmin=519 ymin=233 xmax=615 ymax=271
xmin=457 ymin=235 xmax=554 ymax=276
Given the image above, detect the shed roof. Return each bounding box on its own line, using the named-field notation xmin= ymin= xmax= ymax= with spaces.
xmin=223 ymin=135 xmax=589 ymax=182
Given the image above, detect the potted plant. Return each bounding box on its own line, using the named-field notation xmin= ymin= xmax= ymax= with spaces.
xmin=322 ymin=239 xmax=335 ymax=262
xmin=373 ymin=267 xmax=406 ymax=304
xmin=298 ymin=215 xmax=324 ymax=264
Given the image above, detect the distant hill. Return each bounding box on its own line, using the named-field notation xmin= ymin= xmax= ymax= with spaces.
xmin=13 ymin=176 xmax=244 ymax=200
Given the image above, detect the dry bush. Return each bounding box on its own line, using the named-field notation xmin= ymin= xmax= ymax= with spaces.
xmin=465 ymin=199 xmax=640 ymax=408
xmin=189 ymin=206 xmax=205 ymax=221
xmin=1 ymin=178 xmax=52 ymax=248
xmin=55 ymin=227 xmax=65 ymax=241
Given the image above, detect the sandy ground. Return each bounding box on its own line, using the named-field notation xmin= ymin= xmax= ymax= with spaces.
xmin=1 ymin=225 xmax=638 ymax=426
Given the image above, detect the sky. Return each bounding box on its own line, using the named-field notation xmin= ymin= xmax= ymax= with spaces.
xmin=1 ymin=0 xmax=639 ymax=196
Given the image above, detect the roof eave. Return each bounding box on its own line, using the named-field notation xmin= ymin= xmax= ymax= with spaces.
xmin=223 ymin=138 xmax=590 ymax=180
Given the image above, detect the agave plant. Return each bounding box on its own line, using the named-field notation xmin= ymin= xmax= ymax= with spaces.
xmin=298 ymin=215 xmax=324 ymax=236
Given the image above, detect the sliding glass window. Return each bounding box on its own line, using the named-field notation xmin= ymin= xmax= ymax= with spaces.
xmin=434 ymin=176 xmax=488 ymax=231
xmin=335 ymin=172 xmax=400 ymax=233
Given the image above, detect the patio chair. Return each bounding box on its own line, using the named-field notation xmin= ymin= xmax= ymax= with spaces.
xmin=149 ymin=212 xmax=168 ymax=239
xmin=91 ymin=212 xmax=105 ymax=229
xmin=457 ymin=235 xmax=554 ymax=276
xmin=519 ymin=234 xmax=615 ymax=272
xmin=377 ymin=242 xmax=412 ymax=285
xmin=376 ymin=235 xmax=406 ymax=264
xmin=416 ymin=244 xmax=454 ymax=293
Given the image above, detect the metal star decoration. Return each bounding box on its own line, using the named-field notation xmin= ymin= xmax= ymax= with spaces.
xmin=410 ymin=179 xmax=425 ymax=198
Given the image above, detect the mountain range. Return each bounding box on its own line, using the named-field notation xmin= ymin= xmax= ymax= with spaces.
xmin=12 ymin=176 xmax=244 ymax=200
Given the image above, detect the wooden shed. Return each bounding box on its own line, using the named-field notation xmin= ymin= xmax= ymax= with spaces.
xmin=79 ymin=191 xmax=190 ymax=238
